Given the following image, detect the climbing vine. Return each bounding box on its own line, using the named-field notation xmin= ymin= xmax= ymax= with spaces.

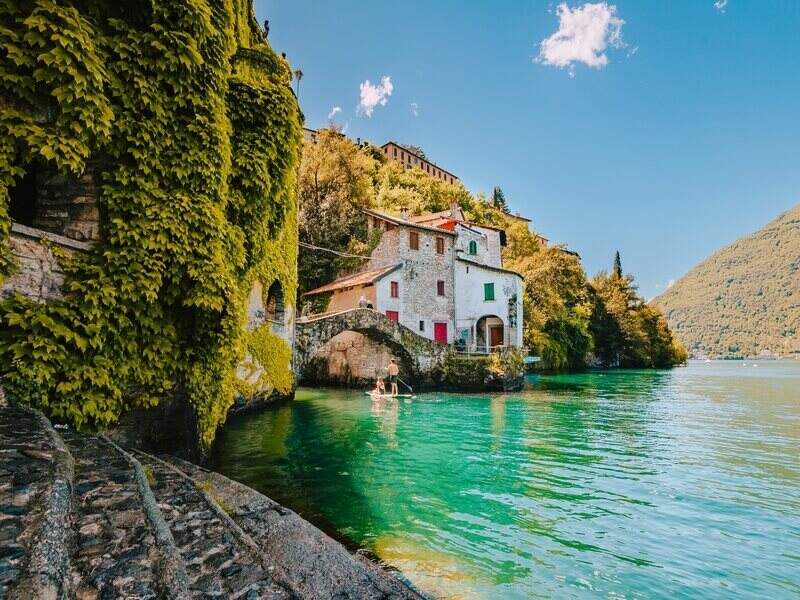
xmin=0 ymin=0 xmax=301 ymax=448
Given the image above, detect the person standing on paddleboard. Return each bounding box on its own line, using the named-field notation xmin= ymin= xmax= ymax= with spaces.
xmin=387 ymin=359 xmax=399 ymax=396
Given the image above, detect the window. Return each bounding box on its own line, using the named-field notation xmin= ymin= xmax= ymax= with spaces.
xmin=8 ymin=167 xmax=38 ymax=227
xmin=468 ymin=240 xmax=477 ymax=255
xmin=390 ymin=281 xmax=399 ymax=298
xmin=436 ymin=237 xmax=445 ymax=254
xmin=409 ymin=231 xmax=419 ymax=250
xmin=437 ymin=280 xmax=445 ymax=296
xmin=386 ymin=310 xmax=399 ymax=322
xmin=419 ymin=320 xmax=425 ymax=332
xmin=484 ymin=282 xmax=495 ymax=301
xmin=393 ymin=147 xmax=397 ymax=157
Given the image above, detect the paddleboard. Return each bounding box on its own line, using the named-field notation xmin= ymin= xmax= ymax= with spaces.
xmin=365 ymin=392 xmax=415 ymax=399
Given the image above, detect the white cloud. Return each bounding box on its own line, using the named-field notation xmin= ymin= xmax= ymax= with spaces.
xmin=410 ymin=102 xmax=419 ymax=117
xmin=327 ymin=106 xmax=342 ymax=120
xmin=357 ymin=76 xmax=393 ymax=117
xmin=537 ymin=2 xmax=625 ymax=77
xmin=714 ymin=0 xmax=728 ymax=12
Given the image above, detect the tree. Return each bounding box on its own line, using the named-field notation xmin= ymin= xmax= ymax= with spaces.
xmin=297 ymin=128 xmax=377 ymax=303
xmin=612 ymin=250 xmax=622 ymax=279
xmin=590 ymin=270 xmax=687 ymax=368
xmin=491 ymin=186 xmax=508 ymax=212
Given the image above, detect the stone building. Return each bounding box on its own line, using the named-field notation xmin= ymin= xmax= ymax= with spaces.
xmin=411 ymin=206 xmax=524 ymax=350
xmin=380 ymin=141 xmax=459 ymax=185
xmin=304 ymin=204 xmax=524 ymax=352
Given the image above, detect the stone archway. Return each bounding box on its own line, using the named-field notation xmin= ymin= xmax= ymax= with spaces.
xmin=266 ymin=280 xmax=285 ymax=334
xmin=294 ymin=309 xmax=449 ymax=387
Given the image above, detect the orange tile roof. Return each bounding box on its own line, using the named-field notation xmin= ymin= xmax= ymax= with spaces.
xmin=303 ymin=263 xmax=401 ymax=296
xmin=363 ymin=208 xmax=457 ymax=236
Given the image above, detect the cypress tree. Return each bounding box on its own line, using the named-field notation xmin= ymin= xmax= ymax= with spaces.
xmin=613 ymin=251 xmax=623 ymax=279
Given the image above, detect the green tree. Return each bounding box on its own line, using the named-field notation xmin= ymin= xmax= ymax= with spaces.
xmin=492 ymin=186 xmax=508 ymax=212
xmin=590 ymin=270 xmax=687 ymax=368
xmin=612 ymin=250 xmax=623 ymax=278
xmin=297 ymin=129 xmax=377 ymax=302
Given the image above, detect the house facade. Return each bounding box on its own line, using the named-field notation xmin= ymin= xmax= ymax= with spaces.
xmin=304 ymin=205 xmax=524 ymax=352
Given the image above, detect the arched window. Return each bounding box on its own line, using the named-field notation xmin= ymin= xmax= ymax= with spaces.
xmin=266 ymin=280 xmax=285 ymax=332
xmin=468 ymin=240 xmax=477 ymax=255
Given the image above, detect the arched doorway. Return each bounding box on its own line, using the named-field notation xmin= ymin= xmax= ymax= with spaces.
xmin=266 ymin=280 xmax=285 ymax=334
xmin=475 ymin=315 xmax=504 ymax=353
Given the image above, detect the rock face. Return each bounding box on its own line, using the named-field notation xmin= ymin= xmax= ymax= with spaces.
xmin=652 ymin=204 xmax=800 ymax=357
xmin=0 ymin=405 xmax=425 ymax=599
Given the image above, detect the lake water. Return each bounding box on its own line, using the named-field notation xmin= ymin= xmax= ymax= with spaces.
xmin=211 ymin=361 xmax=800 ymax=599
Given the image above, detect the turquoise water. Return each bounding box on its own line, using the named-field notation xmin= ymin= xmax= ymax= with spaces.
xmin=211 ymin=361 xmax=800 ymax=599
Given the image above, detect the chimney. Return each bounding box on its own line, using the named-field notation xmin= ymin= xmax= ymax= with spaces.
xmin=399 ymin=207 xmax=409 ymax=221
xmin=450 ymin=201 xmax=460 ymax=219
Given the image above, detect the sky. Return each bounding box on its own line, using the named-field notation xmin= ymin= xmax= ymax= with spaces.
xmin=254 ymin=1 xmax=800 ymax=299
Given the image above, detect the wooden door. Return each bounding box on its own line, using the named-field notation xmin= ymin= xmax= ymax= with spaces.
xmin=386 ymin=310 xmax=399 ymax=322
xmin=489 ymin=325 xmax=504 ymax=349
xmin=434 ymin=322 xmax=448 ymax=343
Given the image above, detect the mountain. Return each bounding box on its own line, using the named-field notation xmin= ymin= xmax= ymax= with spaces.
xmin=652 ymin=204 xmax=800 ymax=358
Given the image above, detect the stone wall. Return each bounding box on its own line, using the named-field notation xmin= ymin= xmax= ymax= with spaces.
xmin=0 ymin=223 xmax=90 ymax=303
xmin=294 ymin=308 xmax=451 ymax=386
xmin=33 ymin=161 xmax=101 ymax=242
xmin=368 ymin=223 xmax=456 ymax=343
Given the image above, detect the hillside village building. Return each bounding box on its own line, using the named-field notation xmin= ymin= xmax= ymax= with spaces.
xmin=304 ymin=204 xmax=524 ymax=352
xmin=380 ymin=142 xmax=460 ymax=185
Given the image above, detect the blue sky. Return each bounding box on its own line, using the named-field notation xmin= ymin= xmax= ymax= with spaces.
xmin=254 ymin=1 xmax=800 ymax=299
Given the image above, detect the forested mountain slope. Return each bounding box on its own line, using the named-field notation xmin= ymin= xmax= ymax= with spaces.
xmin=652 ymin=204 xmax=800 ymax=357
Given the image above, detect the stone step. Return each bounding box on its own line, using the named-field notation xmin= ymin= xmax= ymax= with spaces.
xmin=133 ymin=451 xmax=290 ymax=599
xmin=62 ymin=432 xmax=188 ymax=599
xmin=1 ymin=407 xmax=425 ymax=600
xmin=161 ymin=456 xmax=428 ymax=600
xmin=0 ymin=406 xmax=72 ymax=600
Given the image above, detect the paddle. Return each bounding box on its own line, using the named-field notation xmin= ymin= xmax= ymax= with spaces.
xmin=397 ymin=377 xmax=414 ymax=394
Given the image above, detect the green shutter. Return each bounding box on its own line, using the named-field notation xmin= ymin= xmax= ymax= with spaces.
xmin=469 ymin=240 xmax=477 ymax=255
xmin=484 ymin=283 xmax=495 ymax=301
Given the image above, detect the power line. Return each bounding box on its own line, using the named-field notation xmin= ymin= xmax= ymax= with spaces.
xmin=298 ymin=241 xmax=372 ymax=260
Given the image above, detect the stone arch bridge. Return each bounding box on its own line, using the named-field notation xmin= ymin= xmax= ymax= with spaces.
xmin=293 ymin=309 xmax=450 ymax=385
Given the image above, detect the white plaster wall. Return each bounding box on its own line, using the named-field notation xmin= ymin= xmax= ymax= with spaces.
xmin=454 ymin=261 xmax=523 ymax=348
xmin=454 ymin=224 xmax=503 ymax=268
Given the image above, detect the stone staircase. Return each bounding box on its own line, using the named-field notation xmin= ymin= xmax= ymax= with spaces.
xmin=0 ymin=406 xmax=426 ymax=600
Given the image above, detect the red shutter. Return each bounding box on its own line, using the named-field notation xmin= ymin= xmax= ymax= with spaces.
xmin=390 ymin=281 xmax=399 ymax=298
xmin=434 ymin=322 xmax=447 ymax=343
xmin=437 ymin=280 xmax=445 ymax=296
xmin=386 ymin=310 xmax=399 ymax=322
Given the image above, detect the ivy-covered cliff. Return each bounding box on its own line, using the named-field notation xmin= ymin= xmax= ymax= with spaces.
xmin=0 ymin=0 xmax=302 ymax=448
